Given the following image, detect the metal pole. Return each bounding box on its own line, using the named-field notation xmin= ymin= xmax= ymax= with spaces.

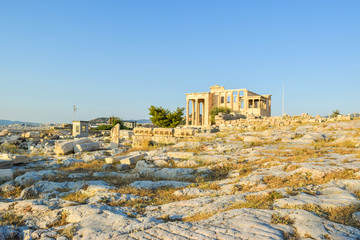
xmin=73 ymin=105 xmax=77 ymax=121
xmin=282 ymin=83 xmax=285 ymax=115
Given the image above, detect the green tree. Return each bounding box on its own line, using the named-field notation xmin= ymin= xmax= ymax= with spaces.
xmin=209 ymin=107 xmax=231 ymax=124
xmin=331 ymin=109 xmax=341 ymax=118
xmin=149 ymin=105 xmax=184 ymax=128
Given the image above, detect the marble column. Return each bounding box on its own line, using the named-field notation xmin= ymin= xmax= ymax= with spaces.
xmin=224 ymin=92 xmax=227 ymax=108
xmin=196 ymin=100 xmax=200 ymax=125
xmin=202 ymin=101 xmax=205 ymax=125
xmin=204 ymin=98 xmax=209 ymax=126
xmin=186 ymin=99 xmax=189 ymax=125
xmin=192 ymin=100 xmax=195 ymax=125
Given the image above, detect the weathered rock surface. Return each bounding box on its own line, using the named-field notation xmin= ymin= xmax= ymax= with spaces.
xmin=0 ymin=169 xmax=13 ymax=183
xmin=14 ymin=170 xmax=61 ymax=187
xmin=129 ymin=180 xmax=191 ymax=190
xmin=2 ymin=119 xmax=360 ymax=239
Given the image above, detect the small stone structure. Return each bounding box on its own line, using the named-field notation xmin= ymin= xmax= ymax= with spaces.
xmin=72 ymin=121 xmax=89 ymax=137
xmin=186 ymin=85 xmax=271 ymax=127
xmin=123 ymin=121 xmax=137 ymax=129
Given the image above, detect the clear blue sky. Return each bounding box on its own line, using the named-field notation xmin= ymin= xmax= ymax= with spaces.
xmin=0 ymin=1 xmax=359 ymax=123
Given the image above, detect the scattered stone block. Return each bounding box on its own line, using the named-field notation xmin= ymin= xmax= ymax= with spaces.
xmin=105 ymin=156 xmax=127 ymax=164
xmin=23 ymin=132 xmax=41 ymax=138
xmin=115 ymin=164 xmax=130 ymax=171
xmin=120 ymin=153 xmax=147 ymax=165
xmin=74 ymin=142 xmax=100 ymax=153
xmin=0 ymin=153 xmax=30 ymax=165
xmin=54 ymin=138 xmax=92 ymax=155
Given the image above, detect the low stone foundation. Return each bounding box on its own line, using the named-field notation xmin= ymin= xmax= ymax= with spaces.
xmin=132 ymin=128 xmax=195 ymax=148
xmin=215 ymin=113 xmax=353 ymax=130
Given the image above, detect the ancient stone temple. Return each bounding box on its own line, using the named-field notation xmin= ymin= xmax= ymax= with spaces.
xmin=185 ymin=85 xmax=271 ymax=126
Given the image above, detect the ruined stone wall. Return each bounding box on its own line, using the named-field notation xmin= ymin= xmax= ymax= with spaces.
xmin=132 ymin=128 xmax=195 ymax=148
xmin=215 ymin=113 xmax=352 ymax=130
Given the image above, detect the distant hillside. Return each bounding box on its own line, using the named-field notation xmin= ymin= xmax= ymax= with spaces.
xmin=89 ymin=117 xmax=109 ymax=125
xmin=0 ymin=119 xmax=40 ymax=126
xmin=134 ymin=119 xmax=151 ymax=124
xmin=89 ymin=117 xmax=151 ymax=125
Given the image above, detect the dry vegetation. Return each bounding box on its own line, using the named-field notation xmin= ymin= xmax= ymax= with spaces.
xmin=58 ymin=224 xmax=77 ymax=239
xmin=0 ymin=212 xmax=24 ymax=226
xmin=230 ymin=191 xmax=283 ymax=210
xmin=48 ymin=211 xmax=69 ymax=228
xmin=62 ymin=191 xmax=92 ymax=204
xmin=0 ymin=186 xmax=22 ymax=199
xmin=263 ymin=169 xmax=358 ymax=189
xmin=183 ymin=191 xmax=284 ymax=222
xmin=182 ymin=211 xmax=217 ymax=222
xmin=271 ymin=213 xmax=294 ymax=225
xmin=108 ymin=187 xmax=194 ymax=212
xmin=60 ymin=160 xmax=105 ymax=172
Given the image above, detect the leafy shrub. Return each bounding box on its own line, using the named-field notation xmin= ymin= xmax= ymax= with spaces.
xmin=149 ymin=105 xmax=184 ymax=128
xmin=331 ymin=109 xmax=341 ymax=118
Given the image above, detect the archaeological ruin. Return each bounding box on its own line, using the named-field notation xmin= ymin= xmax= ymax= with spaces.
xmin=185 ymin=85 xmax=272 ymax=127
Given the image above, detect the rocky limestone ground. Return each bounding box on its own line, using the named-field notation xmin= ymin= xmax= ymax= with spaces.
xmin=1 ymin=120 xmax=360 ymax=239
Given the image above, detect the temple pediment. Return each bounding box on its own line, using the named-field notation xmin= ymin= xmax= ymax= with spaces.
xmin=209 ymin=85 xmax=225 ymax=92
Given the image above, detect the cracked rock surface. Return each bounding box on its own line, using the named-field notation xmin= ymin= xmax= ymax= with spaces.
xmin=1 ymin=120 xmax=360 ymax=239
